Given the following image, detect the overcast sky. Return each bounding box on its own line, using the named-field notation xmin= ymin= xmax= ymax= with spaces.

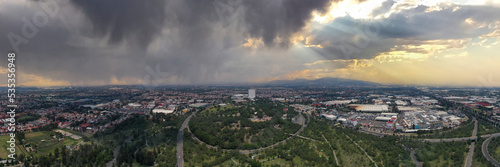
xmin=1 ymin=0 xmax=500 ymax=87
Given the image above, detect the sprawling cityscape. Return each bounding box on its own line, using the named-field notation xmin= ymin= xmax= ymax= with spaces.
xmin=0 ymin=86 xmax=500 ymax=166
xmin=2 ymin=0 xmax=500 ymax=166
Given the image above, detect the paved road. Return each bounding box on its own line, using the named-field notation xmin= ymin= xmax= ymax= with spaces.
xmin=361 ymin=117 xmax=483 ymax=167
xmin=176 ymin=113 xmax=194 ymax=167
xmin=465 ymin=142 xmax=475 ymax=167
xmin=422 ymin=137 xmax=478 ymax=142
xmin=417 ymin=118 xmax=500 ymax=167
xmin=473 ymin=118 xmax=478 ymax=137
xmin=410 ymin=149 xmax=422 ymax=167
xmin=422 ymin=133 xmax=500 ymax=143
xmin=464 ymin=118 xmax=478 ymax=167
xmin=482 ymin=136 xmax=500 ymax=167
xmin=404 ymin=145 xmax=421 ymax=167
xmin=421 ymin=121 xmax=500 ymax=143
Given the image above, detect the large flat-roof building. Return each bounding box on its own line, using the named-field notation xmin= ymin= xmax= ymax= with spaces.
xmin=152 ymin=108 xmax=174 ymax=114
xmin=375 ymin=116 xmax=392 ymax=121
xmin=349 ymin=104 xmax=389 ymax=113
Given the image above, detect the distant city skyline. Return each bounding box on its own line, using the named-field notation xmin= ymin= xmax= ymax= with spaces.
xmin=1 ymin=0 xmax=500 ymax=87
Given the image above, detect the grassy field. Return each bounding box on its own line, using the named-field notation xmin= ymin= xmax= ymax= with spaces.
xmin=24 ymin=131 xmax=82 ymax=157
xmin=496 ymin=146 xmax=500 ymax=161
xmin=0 ymin=134 xmax=13 ymax=158
xmin=412 ymin=141 xmax=468 ymax=167
xmin=184 ymin=156 xmax=217 ymax=167
xmin=202 ymin=105 xmax=236 ymax=115
xmin=261 ymin=158 xmax=290 ymax=166
xmin=214 ymin=156 xmax=307 ymax=167
xmin=217 ymin=160 xmax=238 ymax=167
xmin=488 ymin=137 xmax=500 ymax=165
xmin=477 ymin=121 xmax=500 ymax=136
xmin=1 ymin=130 xmax=83 ymax=159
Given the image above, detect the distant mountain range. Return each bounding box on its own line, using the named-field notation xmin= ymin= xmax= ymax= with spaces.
xmin=262 ymin=77 xmax=381 ymax=87
xmin=0 ymin=86 xmax=40 ymax=92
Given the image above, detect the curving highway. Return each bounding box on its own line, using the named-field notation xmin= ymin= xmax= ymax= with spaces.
xmin=413 ymin=118 xmax=500 ymax=167
xmin=410 ymin=149 xmax=422 ymax=167
xmin=482 ymin=136 xmax=500 ymax=167
xmin=421 ymin=133 xmax=500 ymax=143
xmin=404 ymin=145 xmax=422 ymax=167
xmin=176 ymin=113 xmax=194 ymax=167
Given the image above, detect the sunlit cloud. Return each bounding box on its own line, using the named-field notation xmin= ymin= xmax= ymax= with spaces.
xmin=110 ymin=76 xmax=143 ymax=85
xmin=19 ymin=74 xmax=71 ymax=87
xmin=241 ymin=38 xmax=264 ymax=49
xmin=273 ymin=39 xmax=500 ymax=86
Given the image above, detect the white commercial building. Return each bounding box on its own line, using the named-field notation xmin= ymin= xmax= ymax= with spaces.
xmin=381 ymin=113 xmax=398 ymax=117
xmin=394 ymin=100 xmax=407 ymax=106
xmin=128 ymin=103 xmax=142 ymax=107
xmin=375 ymin=116 xmax=392 ymax=121
xmin=321 ymin=114 xmax=337 ymax=121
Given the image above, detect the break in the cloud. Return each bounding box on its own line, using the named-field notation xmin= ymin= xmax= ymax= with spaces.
xmin=0 ymin=0 xmax=500 ymax=87
xmin=283 ymin=0 xmax=500 ymax=87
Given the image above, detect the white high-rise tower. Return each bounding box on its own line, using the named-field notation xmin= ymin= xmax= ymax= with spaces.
xmin=248 ymin=89 xmax=256 ymax=99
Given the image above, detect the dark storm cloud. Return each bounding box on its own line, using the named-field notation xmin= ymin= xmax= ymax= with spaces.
xmin=70 ymin=0 xmax=333 ymax=49
xmin=0 ymin=0 xmax=334 ymax=85
xmin=0 ymin=2 xmax=137 ymax=84
xmin=242 ymin=0 xmax=332 ymax=47
xmin=70 ymin=0 xmax=166 ymax=49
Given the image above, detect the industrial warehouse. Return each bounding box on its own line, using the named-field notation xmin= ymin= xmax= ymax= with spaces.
xmin=348 ymin=104 xmax=390 ymax=113
xmin=320 ymin=104 xmax=467 ymax=133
